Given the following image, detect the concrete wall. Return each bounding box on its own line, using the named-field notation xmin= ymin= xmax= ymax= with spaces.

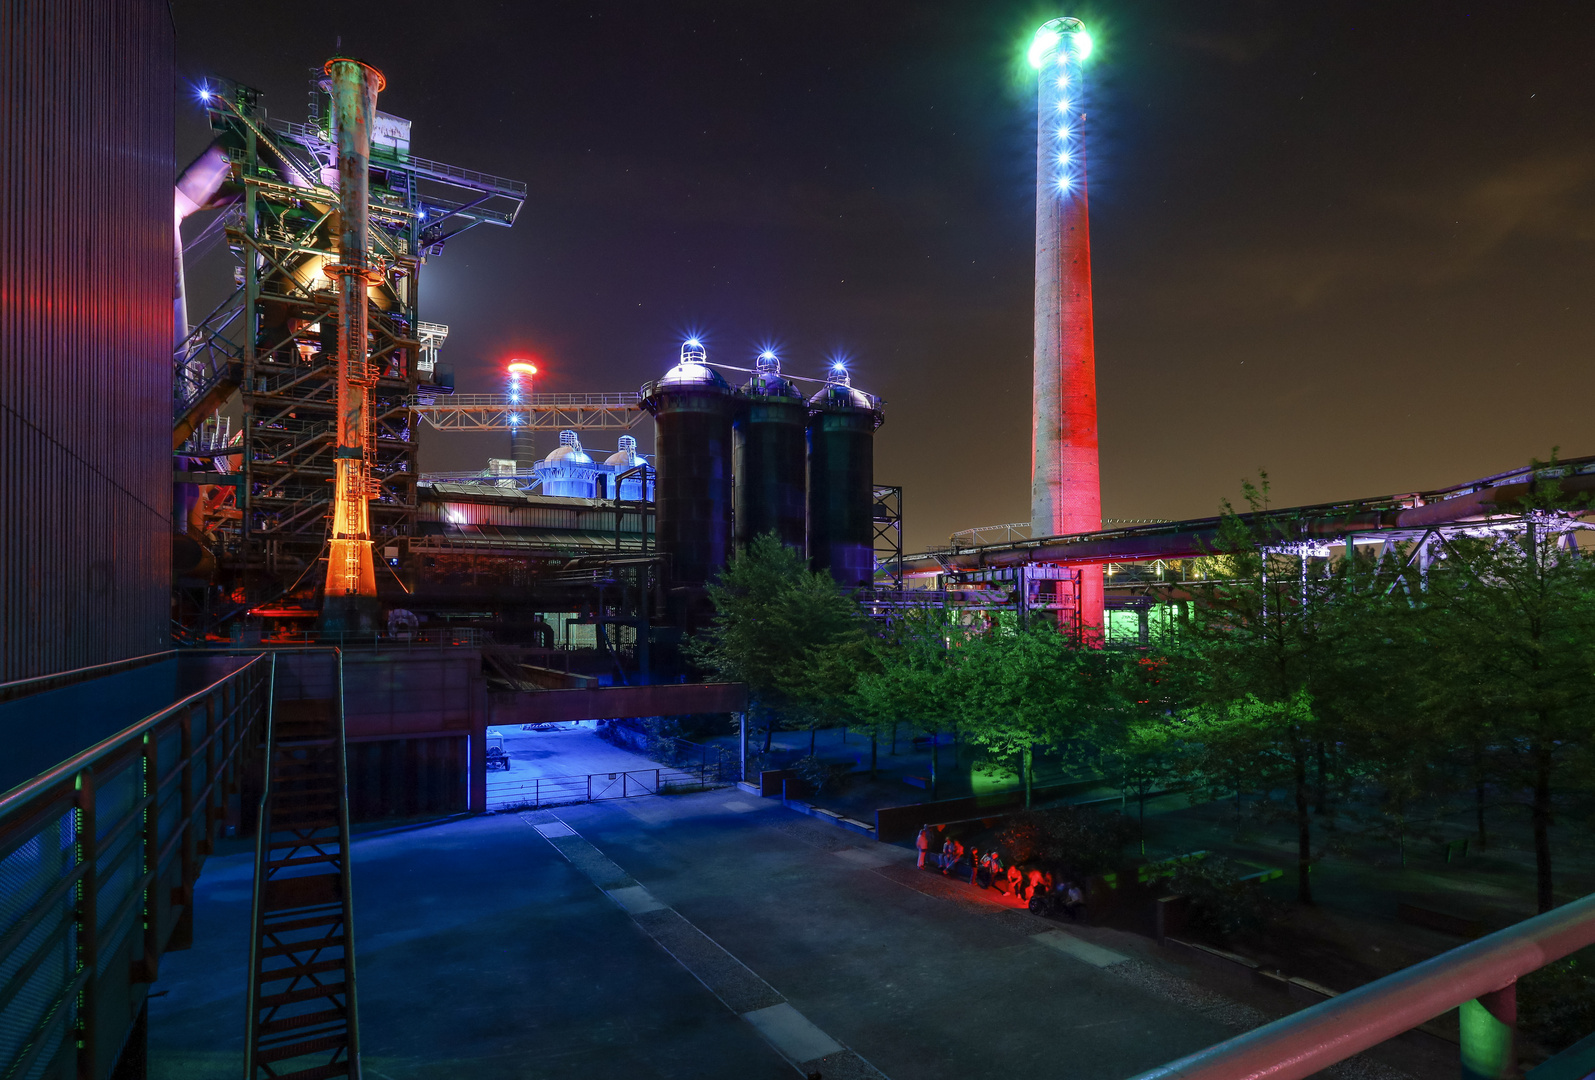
xmin=280 ymin=651 xmax=744 ymax=819
xmin=486 ymin=681 xmax=747 ymax=726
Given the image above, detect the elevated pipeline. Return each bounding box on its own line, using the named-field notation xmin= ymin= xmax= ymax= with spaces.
xmin=910 ymin=460 xmax=1595 ymax=574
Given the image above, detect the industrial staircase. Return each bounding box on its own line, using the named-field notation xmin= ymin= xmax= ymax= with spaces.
xmin=246 ymin=657 xmax=362 ymax=1079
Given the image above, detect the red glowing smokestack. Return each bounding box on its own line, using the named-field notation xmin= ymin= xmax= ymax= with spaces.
xmin=1030 ymin=17 xmax=1103 ymax=637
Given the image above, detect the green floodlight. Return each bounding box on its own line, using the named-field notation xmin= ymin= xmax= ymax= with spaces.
xmin=1027 ymin=25 xmax=1062 ymax=68
xmin=1028 ymin=17 xmax=1091 ymax=68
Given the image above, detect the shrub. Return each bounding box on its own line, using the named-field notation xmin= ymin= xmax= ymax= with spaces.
xmin=997 ymin=807 xmax=1135 ymax=877
xmin=1519 ymin=947 xmax=1595 ymax=1057
xmin=793 ymin=754 xmax=852 ymax=795
xmin=1157 ymin=856 xmax=1278 ymax=942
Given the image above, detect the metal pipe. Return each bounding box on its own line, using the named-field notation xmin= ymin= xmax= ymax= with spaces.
xmin=1396 ymin=473 xmax=1595 ymax=529
xmin=320 ymin=57 xmax=386 ymax=632
xmin=918 ymin=482 xmax=1593 ymax=574
xmin=173 ymin=141 xmax=235 ymax=348
xmin=1127 ymin=892 xmax=1595 ymax=1080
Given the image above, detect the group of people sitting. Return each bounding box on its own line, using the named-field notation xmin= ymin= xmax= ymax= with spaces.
xmin=914 ymin=825 xmax=1086 ymax=919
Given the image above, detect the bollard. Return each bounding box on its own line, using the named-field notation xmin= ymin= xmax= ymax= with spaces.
xmin=1460 ymin=981 xmax=1517 ymax=1080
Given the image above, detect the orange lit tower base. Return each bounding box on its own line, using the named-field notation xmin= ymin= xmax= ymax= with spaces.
xmin=319 ymin=56 xmax=385 ymax=634
xmin=1029 ymin=18 xmax=1103 ymax=640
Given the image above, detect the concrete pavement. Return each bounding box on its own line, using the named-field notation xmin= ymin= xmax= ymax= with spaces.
xmin=149 ymin=790 xmax=1416 ymax=1078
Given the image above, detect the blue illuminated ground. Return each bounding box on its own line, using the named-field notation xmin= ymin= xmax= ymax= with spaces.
xmin=148 ymin=792 xmax=1441 ymax=1078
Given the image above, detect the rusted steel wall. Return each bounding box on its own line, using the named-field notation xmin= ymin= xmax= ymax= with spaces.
xmin=0 ymin=2 xmax=174 ymax=680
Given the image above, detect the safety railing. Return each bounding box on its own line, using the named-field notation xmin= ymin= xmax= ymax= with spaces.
xmin=0 ymin=652 xmax=272 ymax=1080
xmin=407 ymin=392 xmax=639 ymax=409
xmin=485 ymin=767 xmax=706 ymax=809
xmin=1128 ymin=891 xmax=1595 ymax=1080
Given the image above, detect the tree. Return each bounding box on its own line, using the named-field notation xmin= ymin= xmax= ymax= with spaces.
xmin=852 ymin=605 xmax=966 ymax=798
xmin=1412 ymin=479 xmax=1595 ymax=913
xmin=1100 ymin=655 xmax=1182 ymax=855
xmin=958 ymin=621 xmax=1104 ymax=808
xmin=687 ymin=533 xmax=871 ymax=761
xmin=1173 ymin=690 xmax=1326 ymax=901
xmin=1309 ymin=546 xmax=1449 ymax=868
xmin=1170 ymin=476 xmax=1342 ymax=903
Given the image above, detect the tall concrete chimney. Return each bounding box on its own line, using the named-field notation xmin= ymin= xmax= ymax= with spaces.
xmin=1029 ymin=17 xmax=1103 ymax=638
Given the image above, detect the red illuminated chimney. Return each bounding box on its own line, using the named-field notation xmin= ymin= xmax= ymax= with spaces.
xmin=1029 ymin=17 xmax=1103 ymax=638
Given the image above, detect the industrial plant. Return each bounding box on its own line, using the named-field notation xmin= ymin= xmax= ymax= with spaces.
xmin=4 ymin=6 xmax=1595 ymax=1080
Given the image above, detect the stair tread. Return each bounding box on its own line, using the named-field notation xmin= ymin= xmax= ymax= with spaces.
xmin=256 ymin=1008 xmax=346 ymax=1037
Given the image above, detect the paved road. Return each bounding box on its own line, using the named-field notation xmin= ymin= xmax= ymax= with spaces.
xmin=550 ymin=793 xmax=1240 ymax=1078
xmin=149 ymin=813 xmax=789 ymax=1078
xmin=150 ymin=789 xmax=1389 ymax=1078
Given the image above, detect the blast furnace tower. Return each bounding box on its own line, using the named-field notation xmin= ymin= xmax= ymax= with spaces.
xmin=1029 ymin=17 xmax=1103 ymax=636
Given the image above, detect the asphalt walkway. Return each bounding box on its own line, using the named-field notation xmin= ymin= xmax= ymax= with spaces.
xmin=148 ymin=791 xmax=1421 ymax=1078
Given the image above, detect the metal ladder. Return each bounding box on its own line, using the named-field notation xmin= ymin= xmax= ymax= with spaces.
xmin=245 ymin=653 xmax=361 ymax=1079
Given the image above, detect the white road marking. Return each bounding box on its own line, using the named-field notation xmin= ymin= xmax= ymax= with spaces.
xmin=742 ymin=1002 xmax=844 ymax=1064
xmin=1033 ymin=930 xmax=1129 ymax=967
xmin=606 ymin=885 xmax=665 ymax=914
xmin=532 ymin=821 xmax=576 ymax=838
xmin=834 ymin=847 xmax=896 ymax=868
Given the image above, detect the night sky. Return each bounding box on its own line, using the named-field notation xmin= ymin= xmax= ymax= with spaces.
xmin=174 ymin=1 xmax=1595 ymax=552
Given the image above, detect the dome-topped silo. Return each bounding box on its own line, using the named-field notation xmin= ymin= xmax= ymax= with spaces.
xmin=604 ymin=435 xmax=653 ymax=501
xmin=734 ymin=351 xmax=807 ymax=554
xmin=806 ymin=365 xmax=883 ymax=588
xmin=640 ymin=341 xmax=736 ymax=586
xmin=534 ymin=430 xmax=598 ymax=498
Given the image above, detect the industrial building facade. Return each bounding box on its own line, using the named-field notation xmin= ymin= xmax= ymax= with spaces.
xmin=0 ymin=1 xmax=175 ymax=680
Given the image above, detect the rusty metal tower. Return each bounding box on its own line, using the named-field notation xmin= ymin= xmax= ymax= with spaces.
xmin=321 ymin=57 xmax=384 ymax=633
xmin=173 ymin=62 xmax=525 ymax=636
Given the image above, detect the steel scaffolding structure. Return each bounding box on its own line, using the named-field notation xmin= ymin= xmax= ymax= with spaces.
xmin=172 ymin=77 xmax=525 ymax=626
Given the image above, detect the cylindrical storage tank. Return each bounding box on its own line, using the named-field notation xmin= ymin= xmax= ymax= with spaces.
xmin=734 ymin=354 xmax=807 ymax=554
xmin=510 ymin=425 xmax=536 ymax=471
xmin=640 ymin=342 xmax=736 ymax=585
xmin=604 ymin=435 xmax=653 ymax=501
xmin=807 ymin=370 xmax=883 ymax=588
xmin=534 ymin=430 xmax=598 ymax=497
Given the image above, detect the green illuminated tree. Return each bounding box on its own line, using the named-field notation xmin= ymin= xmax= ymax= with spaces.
xmin=1170 ymin=475 xmax=1340 ymax=903
xmin=957 ymin=621 xmax=1105 ymax=808
xmin=1409 ymin=479 xmax=1595 ymax=913
xmin=687 ymin=533 xmax=871 ymax=760
xmin=851 ymin=606 xmax=966 ymax=799
xmin=1100 ymin=656 xmax=1183 ymax=855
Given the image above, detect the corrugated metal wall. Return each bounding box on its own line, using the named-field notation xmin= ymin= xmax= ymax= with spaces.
xmin=0 ymin=1 xmax=174 ymax=680
xmin=422 ymin=494 xmax=645 ymax=532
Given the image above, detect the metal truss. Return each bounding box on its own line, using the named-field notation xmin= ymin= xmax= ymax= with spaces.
xmin=406 ymin=392 xmax=646 ymax=432
xmin=872 ymin=485 xmax=904 ymax=590
xmin=172 ymin=78 xmax=524 ymax=627
xmin=420 ymin=471 xmax=544 ymax=493
xmin=949 ymin=521 xmax=1032 ymax=550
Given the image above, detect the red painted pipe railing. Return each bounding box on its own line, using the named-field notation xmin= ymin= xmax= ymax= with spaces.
xmin=1127 ymin=892 xmax=1595 ymax=1080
